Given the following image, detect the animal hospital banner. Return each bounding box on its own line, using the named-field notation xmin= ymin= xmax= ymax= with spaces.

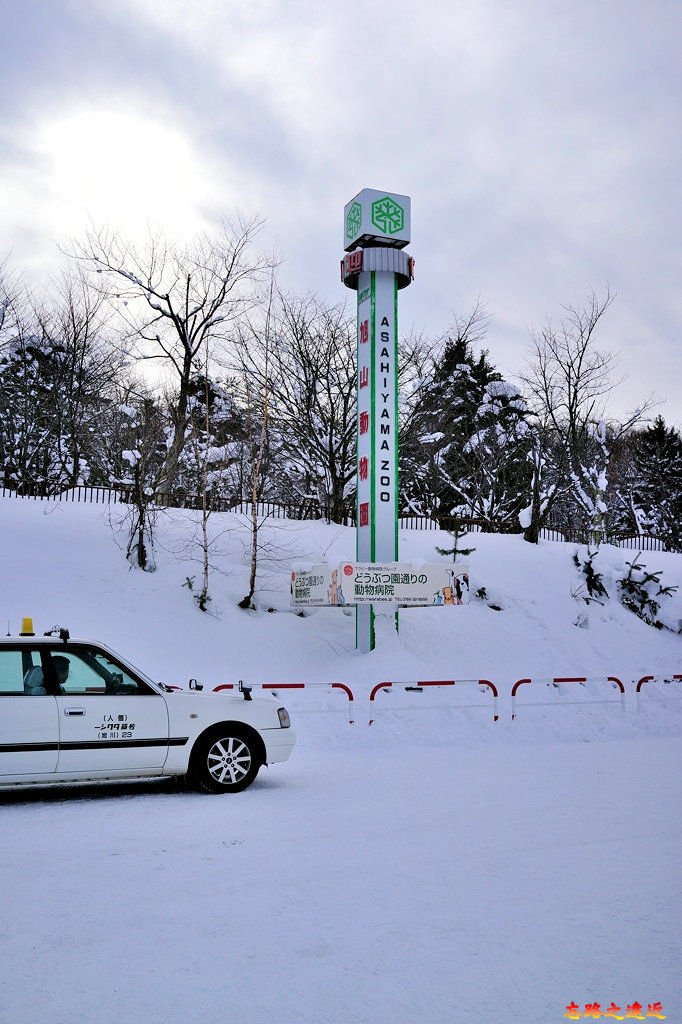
xmin=291 ymin=564 xmax=470 ymax=608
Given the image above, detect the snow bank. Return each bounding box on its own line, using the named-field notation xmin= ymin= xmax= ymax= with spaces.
xmin=1 ymin=496 xmax=680 ymax=743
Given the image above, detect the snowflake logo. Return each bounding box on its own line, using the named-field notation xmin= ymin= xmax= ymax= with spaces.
xmin=346 ymin=202 xmax=362 ymax=240
xmin=371 ymin=196 xmax=404 ymax=235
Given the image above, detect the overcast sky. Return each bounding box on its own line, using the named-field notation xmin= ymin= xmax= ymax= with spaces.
xmin=1 ymin=0 xmax=680 ymax=424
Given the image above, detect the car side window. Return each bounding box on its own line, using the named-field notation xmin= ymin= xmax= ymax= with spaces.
xmin=48 ymin=648 xmax=155 ymax=696
xmin=0 ymin=650 xmax=48 ymax=696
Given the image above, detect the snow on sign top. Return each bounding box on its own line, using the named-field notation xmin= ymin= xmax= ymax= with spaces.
xmin=344 ymin=189 xmax=411 ymax=252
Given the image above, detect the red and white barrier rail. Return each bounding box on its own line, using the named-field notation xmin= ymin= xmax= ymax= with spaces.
xmin=511 ymin=676 xmax=625 ymax=719
xmin=368 ymin=679 xmax=499 ymax=725
xmin=213 ymin=681 xmax=356 ymax=723
xmin=636 ymin=674 xmax=682 ymax=712
xmin=199 ymin=672 xmax=681 ymax=724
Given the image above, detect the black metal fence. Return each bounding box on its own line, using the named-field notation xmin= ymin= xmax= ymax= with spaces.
xmin=0 ymin=485 xmax=677 ymax=553
xmin=0 ymin=485 xmax=352 ymax=521
xmin=1 ymin=484 xmax=123 ymax=504
xmin=536 ymin=525 xmax=669 ymax=551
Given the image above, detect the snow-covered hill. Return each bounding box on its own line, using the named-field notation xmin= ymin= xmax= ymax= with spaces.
xmin=2 ymin=496 xmax=680 ymax=736
xmin=2 ymin=496 xmax=681 ymax=1024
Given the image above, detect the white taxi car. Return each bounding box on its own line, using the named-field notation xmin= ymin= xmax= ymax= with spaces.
xmin=0 ymin=622 xmax=295 ymax=794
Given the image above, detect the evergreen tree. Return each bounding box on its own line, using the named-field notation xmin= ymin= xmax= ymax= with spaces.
xmin=455 ymin=380 xmax=534 ymax=529
xmin=630 ymin=416 xmax=682 ymax=549
xmin=400 ymin=307 xmax=502 ymax=519
xmin=177 ymin=373 xmax=249 ymax=502
xmin=0 ymin=272 xmax=120 ymax=494
xmin=0 ymin=331 xmax=60 ymax=491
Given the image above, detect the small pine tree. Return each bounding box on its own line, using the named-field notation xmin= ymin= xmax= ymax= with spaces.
xmin=437 ymin=522 xmax=476 ymax=562
xmin=617 ymin=552 xmax=678 ymax=628
xmin=572 ymin=549 xmax=608 ymax=602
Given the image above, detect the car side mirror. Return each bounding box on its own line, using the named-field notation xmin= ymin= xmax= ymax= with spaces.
xmin=189 ymin=679 xmax=204 ymax=691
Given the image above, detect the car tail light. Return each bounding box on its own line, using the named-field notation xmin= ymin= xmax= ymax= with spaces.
xmin=277 ymin=707 xmax=291 ymax=728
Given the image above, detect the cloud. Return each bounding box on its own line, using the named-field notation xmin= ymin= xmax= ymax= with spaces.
xmin=1 ymin=0 xmax=680 ymax=423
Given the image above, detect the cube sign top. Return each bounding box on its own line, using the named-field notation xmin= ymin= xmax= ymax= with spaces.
xmin=344 ymin=189 xmax=411 ymax=252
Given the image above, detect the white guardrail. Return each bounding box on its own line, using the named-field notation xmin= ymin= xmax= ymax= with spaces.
xmin=201 ymin=673 xmax=682 ymax=725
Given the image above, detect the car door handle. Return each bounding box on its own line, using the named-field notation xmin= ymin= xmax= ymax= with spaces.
xmin=64 ymin=707 xmax=86 ymax=716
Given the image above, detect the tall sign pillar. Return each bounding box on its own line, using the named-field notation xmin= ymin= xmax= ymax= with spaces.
xmin=340 ymin=189 xmax=414 ymax=652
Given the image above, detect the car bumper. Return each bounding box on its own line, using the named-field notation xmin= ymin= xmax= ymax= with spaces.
xmin=262 ymin=728 xmax=296 ymax=764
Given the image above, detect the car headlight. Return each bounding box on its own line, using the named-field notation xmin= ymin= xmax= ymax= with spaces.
xmin=277 ymin=707 xmax=291 ymax=728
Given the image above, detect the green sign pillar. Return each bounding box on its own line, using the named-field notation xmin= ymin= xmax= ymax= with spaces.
xmin=340 ymin=189 xmax=414 ymax=652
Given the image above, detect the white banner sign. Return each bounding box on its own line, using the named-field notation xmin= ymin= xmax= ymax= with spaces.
xmin=340 ymin=563 xmax=470 ymax=606
xmin=290 ymin=565 xmax=334 ymax=607
xmin=291 ymin=564 xmax=470 ymax=607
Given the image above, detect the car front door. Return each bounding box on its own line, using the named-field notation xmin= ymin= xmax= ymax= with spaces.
xmin=49 ymin=645 xmax=172 ymax=776
xmin=0 ymin=647 xmax=58 ymax=779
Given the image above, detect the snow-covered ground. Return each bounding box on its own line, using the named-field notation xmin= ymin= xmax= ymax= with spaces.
xmin=1 ymin=497 xmax=681 ymax=1023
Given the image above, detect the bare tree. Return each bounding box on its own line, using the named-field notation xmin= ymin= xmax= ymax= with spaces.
xmin=0 ymin=259 xmax=15 ymax=339
xmin=238 ymin=292 xmax=356 ymax=522
xmin=111 ymin=392 xmax=167 ymax=571
xmin=34 ymin=269 xmax=121 ymax=486
xmin=521 ymin=289 xmax=652 ymax=541
xmin=181 ymin=368 xmax=214 ymax=610
xmin=180 ymin=352 xmax=240 ymax=611
xmin=235 ymin=275 xmax=277 ymax=610
xmin=69 ymin=218 xmax=271 ymax=494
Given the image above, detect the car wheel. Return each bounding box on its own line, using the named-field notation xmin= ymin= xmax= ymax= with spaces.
xmin=190 ymin=729 xmax=261 ymax=793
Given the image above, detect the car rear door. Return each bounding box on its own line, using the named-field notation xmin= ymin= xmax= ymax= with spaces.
xmin=49 ymin=645 xmax=173 ymax=775
xmin=0 ymin=647 xmax=58 ymax=778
